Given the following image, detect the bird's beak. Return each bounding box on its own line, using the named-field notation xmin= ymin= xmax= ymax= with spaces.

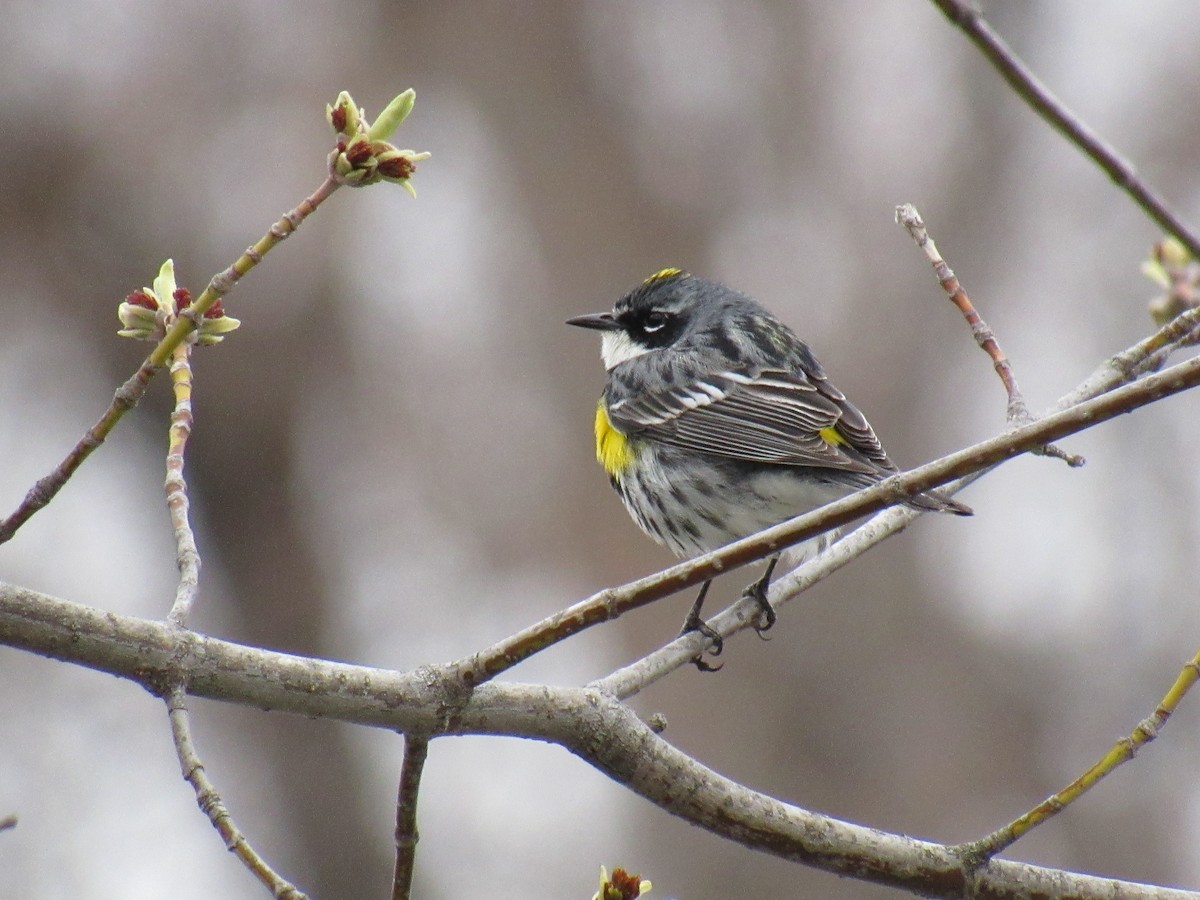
xmin=566 ymin=312 xmax=621 ymax=331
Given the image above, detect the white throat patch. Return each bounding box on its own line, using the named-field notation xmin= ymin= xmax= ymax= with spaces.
xmin=601 ymin=331 xmax=651 ymax=370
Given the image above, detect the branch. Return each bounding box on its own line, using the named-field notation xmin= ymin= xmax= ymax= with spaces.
xmin=930 ymin=0 xmax=1200 ymax=260
xmin=0 ymin=583 xmax=1195 ymax=900
xmin=0 ymin=175 xmax=341 ymax=547
xmin=1066 ymin=300 xmax=1200 ymax=407
xmin=167 ymin=687 xmax=307 ymax=899
xmin=592 ymin=504 xmax=926 ymax=698
xmin=894 ymin=204 xmax=1083 ymax=465
xmin=156 ymin=330 xmax=302 ymax=897
xmin=896 ymin=203 xmax=1031 ymax=425
xmin=391 ymin=734 xmax=430 ymax=900
xmin=457 ymin=348 xmax=1200 ymax=686
xmin=956 ymin=649 xmax=1200 ymax=864
xmin=165 ymin=342 xmax=201 ymax=626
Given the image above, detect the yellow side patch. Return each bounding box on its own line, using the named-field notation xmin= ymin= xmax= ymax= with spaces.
xmin=595 ymin=400 xmax=635 ymax=476
xmin=819 ymin=426 xmax=846 ymax=446
xmin=643 ymin=267 xmax=685 ymax=285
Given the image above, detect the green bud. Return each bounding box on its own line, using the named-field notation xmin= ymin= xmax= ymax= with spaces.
xmin=1158 ymin=236 xmax=1192 ymax=267
xmin=152 ymin=259 xmax=179 ymax=315
xmin=367 ymin=89 xmax=415 ymax=142
xmin=196 ymin=313 xmax=242 ymax=345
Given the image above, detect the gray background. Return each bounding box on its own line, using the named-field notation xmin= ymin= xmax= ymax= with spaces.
xmin=1 ymin=2 xmax=1199 ymax=898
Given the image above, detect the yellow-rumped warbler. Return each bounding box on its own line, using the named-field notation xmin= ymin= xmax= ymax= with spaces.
xmin=568 ymin=268 xmax=970 ymax=664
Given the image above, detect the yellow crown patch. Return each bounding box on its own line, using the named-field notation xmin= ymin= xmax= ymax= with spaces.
xmin=643 ymin=267 xmax=686 ymax=285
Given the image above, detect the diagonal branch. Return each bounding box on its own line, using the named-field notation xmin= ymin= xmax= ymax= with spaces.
xmin=955 ymin=648 xmax=1200 ymax=866
xmin=930 ymin=0 xmax=1200 ymax=260
xmin=167 ymin=687 xmax=307 ymax=899
xmin=896 ymin=203 xmax=1032 ymax=426
xmin=457 ymin=348 xmax=1200 ymax=687
xmin=894 ymin=204 xmax=1083 ymax=465
xmin=0 ymin=176 xmax=341 ymax=547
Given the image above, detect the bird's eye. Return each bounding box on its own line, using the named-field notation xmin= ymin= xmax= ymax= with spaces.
xmin=642 ymin=311 xmax=669 ymax=333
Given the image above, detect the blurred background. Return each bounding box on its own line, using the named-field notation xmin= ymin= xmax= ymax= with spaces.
xmin=2 ymin=2 xmax=1199 ymax=897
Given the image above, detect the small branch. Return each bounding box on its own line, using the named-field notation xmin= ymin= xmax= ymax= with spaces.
xmin=592 ymin=506 xmax=928 ymax=698
xmin=0 ymin=176 xmax=341 ymax=547
xmin=896 ymin=203 xmax=1083 ymax=466
xmin=0 ymin=813 xmax=16 ymax=832
xmin=0 ymin=362 xmax=156 ymax=545
xmin=930 ymin=0 xmax=1200 ymax=261
xmin=391 ymin=734 xmax=431 ymax=900
xmin=167 ymin=687 xmax=307 ymax=899
xmin=156 ymin=326 xmax=303 ymax=896
xmin=1066 ymin=302 xmax=1200 ymax=407
xmin=955 ymin=649 xmax=1200 ymax=866
xmin=165 ymin=343 xmax=201 ymax=627
xmin=896 ymin=203 xmax=1027 ymax=422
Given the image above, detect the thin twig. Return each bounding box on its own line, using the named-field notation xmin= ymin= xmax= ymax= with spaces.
xmin=896 ymin=203 xmax=1028 ymax=423
xmin=167 ymin=687 xmax=307 ymax=899
xmin=0 ymin=175 xmax=341 ymax=547
xmin=157 ymin=341 xmax=302 ymax=896
xmin=391 ymin=734 xmax=431 ymax=900
xmin=1067 ymin=302 xmax=1200 ymax=408
xmin=930 ymin=0 xmax=1200 ymax=261
xmin=955 ymin=650 xmax=1200 ymax=866
xmin=591 ymin=506 xmax=924 ymax=699
xmin=895 ymin=204 xmax=1083 ymax=466
xmin=165 ymin=342 xmax=201 ymax=627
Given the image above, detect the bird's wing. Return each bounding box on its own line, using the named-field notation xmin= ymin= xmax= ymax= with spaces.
xmin=607 ymin=366 xmax=897 ymax=475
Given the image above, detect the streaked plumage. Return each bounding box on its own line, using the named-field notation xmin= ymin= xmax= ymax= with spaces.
xmin=568 ymin=268 xmax=969 ymax=658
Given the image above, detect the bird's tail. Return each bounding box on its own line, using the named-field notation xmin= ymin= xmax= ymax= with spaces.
xmin=908 ymin=488 xmax=973 ymax=516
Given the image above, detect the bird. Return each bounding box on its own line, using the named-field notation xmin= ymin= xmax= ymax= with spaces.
xmin=567 ymin=268 xmax=971 ymax=667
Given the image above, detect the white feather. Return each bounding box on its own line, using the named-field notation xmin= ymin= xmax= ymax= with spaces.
xmin=600 ymin=331 xmax=651 ymax=369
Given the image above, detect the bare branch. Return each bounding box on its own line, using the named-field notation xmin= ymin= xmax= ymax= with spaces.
xmin=930 ymin=0 xmax=1200 ymax=260
xmin=896 ymin=203 xmax=1084 ymax=466
xmin=167 ymin=687 xmax=307 ymax=899
xmin=895 ymin=204 xmax=1029 ymax=421
xmin=1 ymin=585 xmax=1196 ymax=900
xmin=956 ymin=650 xmax=1200 ymax=865
xmin=391 ymin=734 xmax=430 ymax=900
xmin=165 ymin=342 xmax=201 ymax=627
xmin=592 ymin=507 xmax=923 ymax=698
